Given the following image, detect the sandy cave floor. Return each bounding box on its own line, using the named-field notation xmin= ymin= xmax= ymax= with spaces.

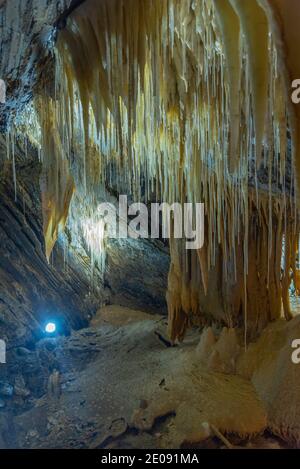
xmin=6 ymin=306 xmax=291 ymax=449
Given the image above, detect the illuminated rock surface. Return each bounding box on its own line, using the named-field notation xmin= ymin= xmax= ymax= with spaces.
xmin=1 ymin=0 xmax=300 ymax=450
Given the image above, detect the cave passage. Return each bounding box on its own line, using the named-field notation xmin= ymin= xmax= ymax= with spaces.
xmin=0 ymin=0 xmax=300 ymax=452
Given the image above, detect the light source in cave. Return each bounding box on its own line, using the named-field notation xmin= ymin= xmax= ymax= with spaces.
xmin=45 ymin=322 xmax=57 ymax=334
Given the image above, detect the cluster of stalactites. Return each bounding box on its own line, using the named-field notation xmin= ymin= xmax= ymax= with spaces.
xmin=35 ymin=97 xmax=75 ymax=261
xmin=167 ymin=190 xmax=299 ymax=342
xmin=29 ymin=0 xmax=299 ymax=338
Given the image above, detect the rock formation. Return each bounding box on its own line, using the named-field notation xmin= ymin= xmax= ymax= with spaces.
xmin=1 ymin=0 xmax=300 ymax=450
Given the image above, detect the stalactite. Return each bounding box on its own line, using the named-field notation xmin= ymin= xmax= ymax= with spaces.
xmin=229 ymin=0 xmax=269 ymax=168
xmin=166 ymin=190 xmax=298 ymax=341
xmin=212 ymin=0 xmax=241 ymax=172
xmin=12 ymin=0 xmax=299 ymax=340
xmin=35 ymin=97 xmax=75 ymax=262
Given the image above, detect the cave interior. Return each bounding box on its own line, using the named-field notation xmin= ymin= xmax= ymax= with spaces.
xmin=0 ymin=0 xmax=300 ymax=450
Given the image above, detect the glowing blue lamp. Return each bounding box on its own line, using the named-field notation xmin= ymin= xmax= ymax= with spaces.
xmin=45 ymin=322 xmax=56 ymax=334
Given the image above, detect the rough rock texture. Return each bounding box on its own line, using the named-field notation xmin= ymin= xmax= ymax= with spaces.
xmin=0 ymin=306 xmax=268 ymax=449
xmin=0 ymin=0 xmax=298 ymax=451
xmin=182 ymin=316 xmax=300 ymax=447
xmin=0 ymin=0 xmax=73 ymax=129
xmin=196 ymin=326 xmax=240 ymax=374
xmin=0 ymin=0 xmax=169 ymax=369
xmin=0 ymin=136 xmax=90 ymax=346
xmin=0 ymin=134 xmax=168 ymax=347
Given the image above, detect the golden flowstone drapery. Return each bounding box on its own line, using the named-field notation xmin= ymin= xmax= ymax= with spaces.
xmin=30 ymin=0 xmax=300 ymax=341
